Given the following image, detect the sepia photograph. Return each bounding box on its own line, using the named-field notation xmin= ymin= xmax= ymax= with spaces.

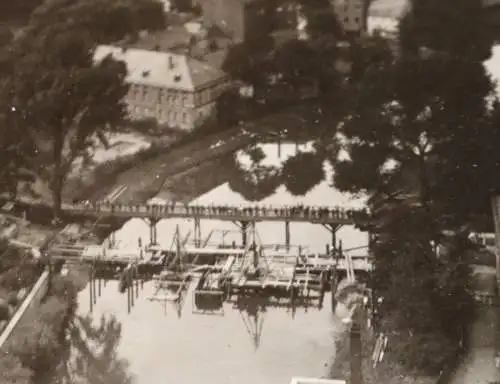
xmin=0 ymin=0 xmax=499 ymax=383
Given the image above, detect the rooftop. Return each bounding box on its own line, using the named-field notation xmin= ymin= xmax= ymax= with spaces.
xmin=93 ymin=45 xmax=228 ymax=92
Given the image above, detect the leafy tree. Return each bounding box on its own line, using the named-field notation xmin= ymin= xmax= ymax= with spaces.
xmin=335 ymin=53 xmax=494 ymax=218
xmin=0 ymin=106 xmax=37 ymax=200
xmin=8 ymin=298 xmax=67 ymax=383
xmin=0 ymin=0 xmax=43 ymax=23
xmin=331 ymin=0 xmax=496 ymax=375
xmin=30 ymin=0 xmax=166 ymax=42
xmin=0 ymin=30 xmax=129 ymax=220
xmin=0 ymin=0 xmax=166 ymax=220
xmin=399 ymin=0 xmax=492 ymax=61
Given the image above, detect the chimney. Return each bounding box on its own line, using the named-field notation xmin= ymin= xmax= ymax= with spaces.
xmin=168 ymin=55 xmax=175 ymax=70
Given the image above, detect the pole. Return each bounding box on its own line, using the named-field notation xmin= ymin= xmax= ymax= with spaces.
xmin=130 ymin=269 xmax=134 ymax=308
xmin=98 ymin=276 xmax=102 ymax=297
xmin=241 ymin=222 xmax=248 ymax=248
xmin=136 ymin=272 xmax=139 ymax=299
xmin=127 ymin=270 xmax=131 ymax=314
xmin=331 ymin=273 xmax=338 ymax=313
xmin=350 ymin=306 xmax=363 ymax=384
xmin=285 ymin=221 xmax=290 ymax=251
xmin=92 ymin=267 xmax=97 ymax=305
xmin=89 ymin=266 xmax=93 ymax=313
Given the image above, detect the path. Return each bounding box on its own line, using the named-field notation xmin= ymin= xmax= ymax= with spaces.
xmin=449 ymin=265 xmax=500 ymax=384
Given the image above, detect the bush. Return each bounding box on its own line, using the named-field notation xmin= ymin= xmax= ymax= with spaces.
xmin=0 ymin=264 xmax=39 ymax=292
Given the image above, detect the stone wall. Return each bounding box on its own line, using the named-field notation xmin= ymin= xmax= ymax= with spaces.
xmin=0 ymin=270 xmax=50 ymax=350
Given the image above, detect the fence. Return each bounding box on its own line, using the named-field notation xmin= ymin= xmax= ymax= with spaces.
xmin=0 ymin=270 xmax=50 ymax=350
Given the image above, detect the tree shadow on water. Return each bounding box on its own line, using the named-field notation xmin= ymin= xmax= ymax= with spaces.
xmin=65 ymin=314 xmax=134 ymax=384
xmin=228 ymin=144 xmax=327 ymax=201
xmin=227 ymin=149 xmax=282 ymax=202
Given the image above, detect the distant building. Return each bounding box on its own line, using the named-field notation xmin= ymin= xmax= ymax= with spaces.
xmin=332 ymin=0 xmax=366 ymax=35
xmin=93 ymin=45 xmax=233 ymax=131
xmin=200 ymin=0 xmax=296 ymax=43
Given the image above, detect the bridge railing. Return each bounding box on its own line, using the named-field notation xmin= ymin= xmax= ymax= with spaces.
xmin=64 ymin=202 xmax=369 ymax=222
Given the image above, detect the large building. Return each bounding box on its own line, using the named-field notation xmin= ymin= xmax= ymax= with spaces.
xmin=93 ymin=45 xmax=233 ymax=131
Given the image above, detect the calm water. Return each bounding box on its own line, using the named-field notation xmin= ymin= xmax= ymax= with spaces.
xmin=77 ymin=281 xmax=346 ymax=384
xmin=76 ymin=142 xmax=364 ymax=383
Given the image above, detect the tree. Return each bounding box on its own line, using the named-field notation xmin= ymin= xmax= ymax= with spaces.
xmin=0 ymin=0 xmax=166 ymax=220
xmin=331 ymin=0 xmax=496 ymax=375
xmin=8 ymin=298 xmax=66 ymax=383
xmin=30 ymin=0 xmax=166 ymax=42
xmin=0 ymin=29 xmax=128 ymax=220
xmin=399 ymin=0 xmax=492 ymax=61
xmin=0 ymin=351 xmax=34 ymax=384
xmin=0 ymin=0 xmax=43 ymax=23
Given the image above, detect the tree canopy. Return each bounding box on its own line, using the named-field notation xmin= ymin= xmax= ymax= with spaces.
xmin=332 ymin=0 xmax=498 ymax=375
xmin=0 ymin=0 xmax=166 ymax=219
xmin=399 ymin=0 xmax=492 ymax=61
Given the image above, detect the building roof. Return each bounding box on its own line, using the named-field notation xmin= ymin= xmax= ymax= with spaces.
xmin=93 ymin=45 xmax=228 ymax=92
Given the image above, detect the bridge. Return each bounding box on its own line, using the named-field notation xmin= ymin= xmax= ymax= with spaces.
xmin=64 ymin=202 xmax=370 ymax=247
xmin=63 ymin=202 xmax=368 ymax=224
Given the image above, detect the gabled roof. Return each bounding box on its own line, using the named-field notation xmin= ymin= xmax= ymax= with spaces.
xmin=93 ymin=45 xmax=228 ymax=92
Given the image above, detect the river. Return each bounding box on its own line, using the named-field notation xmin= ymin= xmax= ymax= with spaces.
xmin=75 ymin=141 xmax=366 ymax=384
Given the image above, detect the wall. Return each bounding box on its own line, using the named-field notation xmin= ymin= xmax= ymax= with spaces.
xmin=0 ymin=270 xmax=50 ymax=350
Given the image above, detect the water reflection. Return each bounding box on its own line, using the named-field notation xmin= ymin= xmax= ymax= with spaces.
xmin=226 ymin=142 xmax=326 ymax=202
xmin=234 ymin=295 xmax=267 ymax=350
xmin=66 ymin=313 xmax=134 ymax=384
xmin=77 ymin=280 xmax=336 ymax=384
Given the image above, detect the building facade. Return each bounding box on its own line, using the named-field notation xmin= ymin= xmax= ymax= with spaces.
xmin=93 ymin=45 xmax=232 ymax=131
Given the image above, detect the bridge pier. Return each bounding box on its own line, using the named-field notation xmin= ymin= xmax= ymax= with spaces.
xmin=233 ymin=221 xmax=250 ymax=247
xmin=322 ymin=223 xmax=343 ymax=252
xmin=285 ymin=221 xmax=290 ymax=251
xmin=148 ymin=219 xmax=159 ymax=246
xmin=194 ymin=217 xmax=201 ymax=248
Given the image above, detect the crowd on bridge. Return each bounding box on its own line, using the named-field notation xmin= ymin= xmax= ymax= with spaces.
xmin=68 ymin=201 xmax=369 ymax=221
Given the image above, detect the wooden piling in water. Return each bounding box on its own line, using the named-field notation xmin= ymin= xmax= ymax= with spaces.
xmin=130 ymin=270 xmax=134 ymax=308
xmin=330 ymin=274 xmax=338 ymax=313
xmin=127 ymin=271 xmax=131 ymax=314
xmin=89 ymin=267 xmax=94 ymax=313
xmin=92 ymin=268 xmax=97 ymax=305
xmin=136 ymin=274 xmax=139 ymax=298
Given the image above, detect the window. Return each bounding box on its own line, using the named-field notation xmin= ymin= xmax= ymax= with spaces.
xmin=182 ymin=113 xmax=187 ymax=123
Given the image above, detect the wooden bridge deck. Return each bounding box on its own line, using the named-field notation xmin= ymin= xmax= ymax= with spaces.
xmin=62 ymin=202 xmax=368 ymax=225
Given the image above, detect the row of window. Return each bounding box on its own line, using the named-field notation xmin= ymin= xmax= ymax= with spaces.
xmin=128 ymin=81 xmax=230 ymax=108
xmin=131 ymin=105 xmax=190 ymax=124
xmin=129 ymin=104 xmax=215 ymax=126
